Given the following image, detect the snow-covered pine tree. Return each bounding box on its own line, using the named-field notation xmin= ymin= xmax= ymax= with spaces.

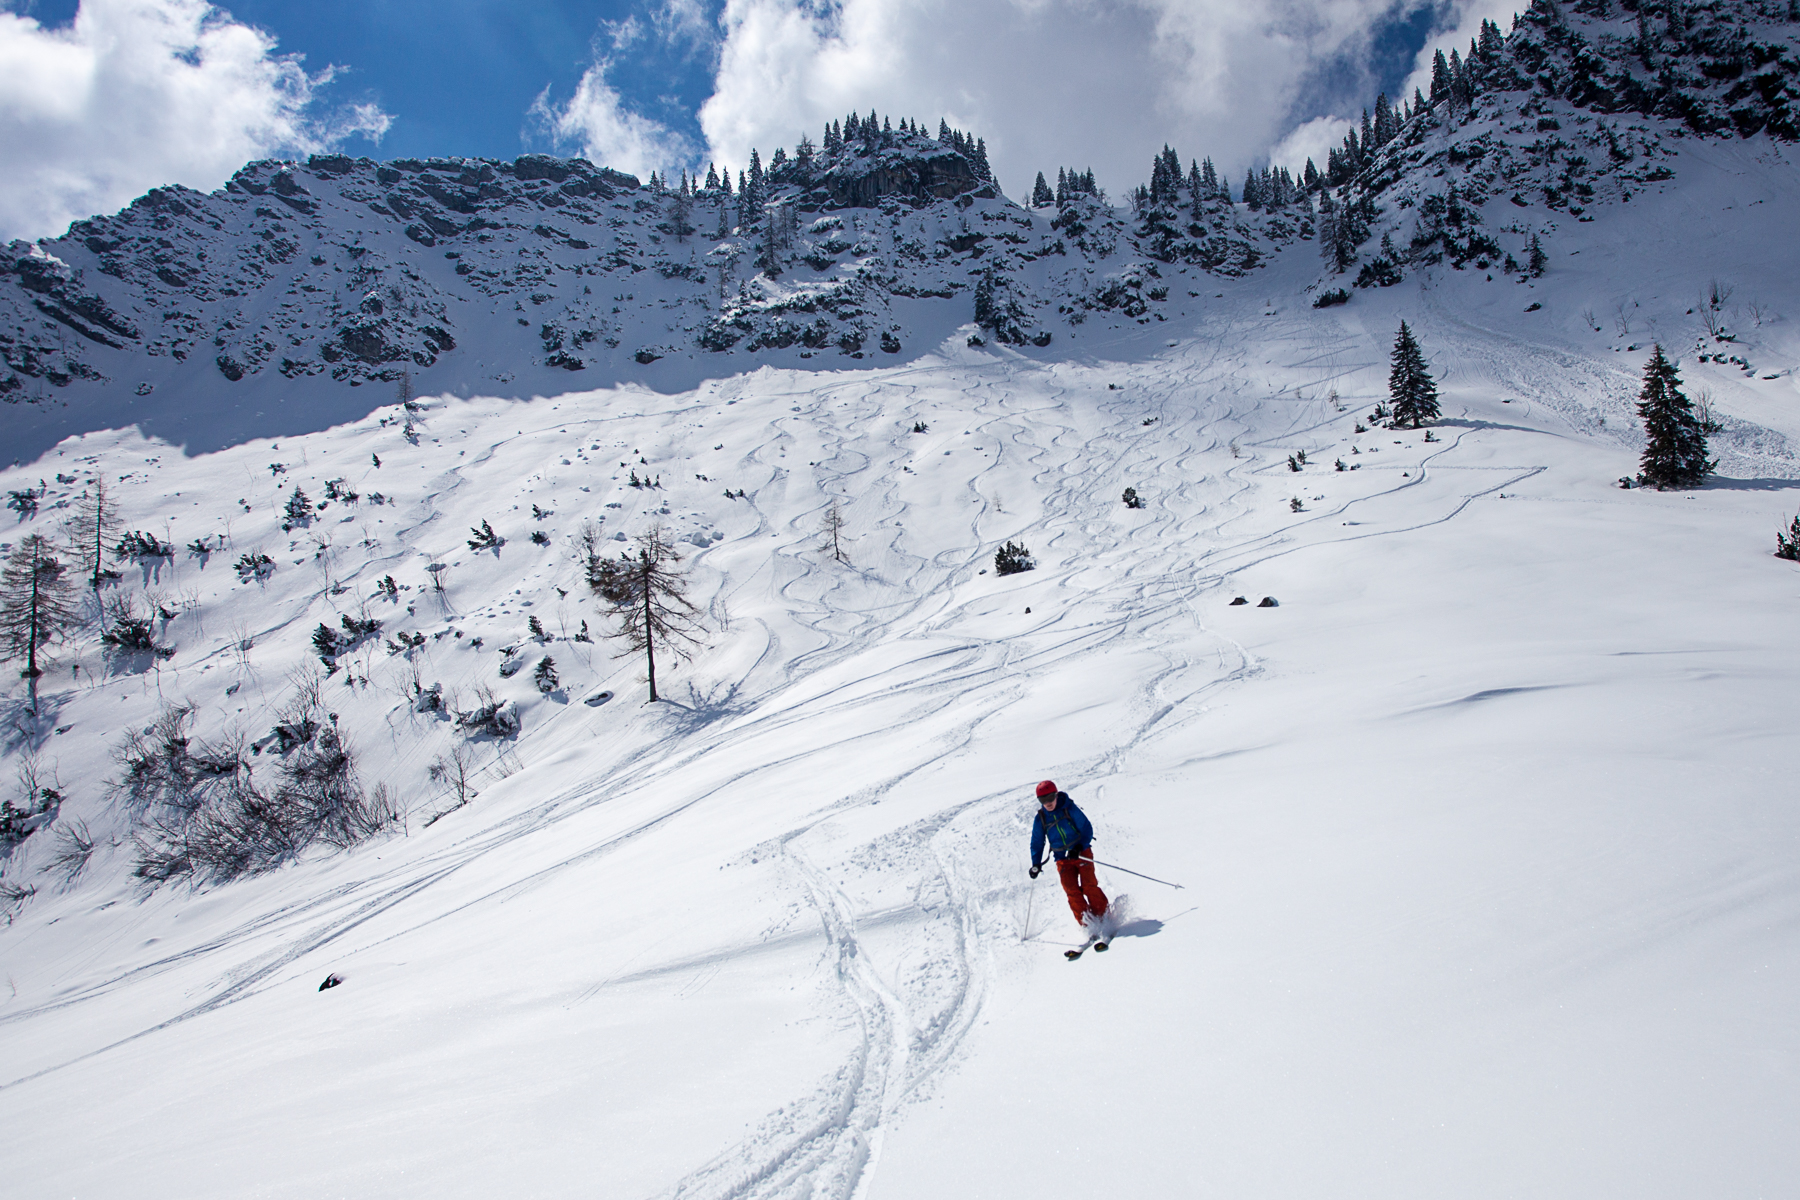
xmin=1373 ymin=92 xmax=1397 ymax=146
xmin=1032 ymin=172 xmax=1053 ymax=206
xmin=746 ymin=149 xmax=764 ymax=207
xmin=1388 ymin=321 xmax=1440 ymax=428
xmin=1634 ymin=345 xmax=1714 ymax=490
xmin=534 ymin=656 xmax=558 ymax=694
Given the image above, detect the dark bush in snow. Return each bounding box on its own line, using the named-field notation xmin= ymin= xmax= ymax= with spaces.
xmin=124 ymin=700 xmax=398 ymax=884
xmin=235 ymin=552 xmax=275 ymax=582
xmin=114 ymin=531 xmax=173 ymax=560
xmin=994 ymin=540 xmax=1035 ymax=576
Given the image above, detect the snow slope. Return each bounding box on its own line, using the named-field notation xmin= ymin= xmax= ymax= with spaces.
xmin=4 ymin=10 xmax=1800 ymax=1193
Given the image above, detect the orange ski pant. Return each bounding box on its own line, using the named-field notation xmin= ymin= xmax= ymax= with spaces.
xmin=1056 ymin=849 xmax=1109 ymax=926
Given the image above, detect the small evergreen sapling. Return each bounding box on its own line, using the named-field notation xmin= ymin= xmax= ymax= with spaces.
xmin=534 ymin=656 xmax=558 ymax=694
xmin=1634 ymin=345 xmax=1714 ymax=489
xmin=1775 ymin=515 xmax=1800 ymax=561
xmin=283 ymin=487 xmax=314 ymax=530
xmin=467 ymin=520 xmax=503 ymax=550
xmin=1122 ymin=487 xmax=1144 ymax=509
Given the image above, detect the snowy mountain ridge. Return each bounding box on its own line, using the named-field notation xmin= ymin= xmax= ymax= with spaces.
xmin=6 ymin=0 xmax=1798 ymax=467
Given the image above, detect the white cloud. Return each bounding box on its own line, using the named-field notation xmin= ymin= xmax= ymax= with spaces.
xmin=693 ymin=0 xmax=1479 ymax=200
xmin=651 ymin=0 xmax=716 ymax=52
xmin=1269 ymin=114 xmax=1355 ymax=175
xmin=0 ymin=0 xmax=390 ymax=242
xmin=530 ymin=59 xmax=696 ymax=182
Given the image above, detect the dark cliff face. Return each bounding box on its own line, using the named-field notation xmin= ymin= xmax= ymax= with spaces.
xmin=812 ymin=148 xmax=988 ymax=209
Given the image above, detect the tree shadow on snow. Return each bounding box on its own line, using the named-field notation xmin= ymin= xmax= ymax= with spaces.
xmin=650 ymin=677 xmax=754 ymax=732
xmin=1695 ymin=475 xmax=1800 ymax=493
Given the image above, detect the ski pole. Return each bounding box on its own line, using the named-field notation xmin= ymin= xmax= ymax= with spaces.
xmin=1022 ymin=864 xmax=1040 ymax=941
xmin=1087 ymin=858 xmax=1185 ymax=890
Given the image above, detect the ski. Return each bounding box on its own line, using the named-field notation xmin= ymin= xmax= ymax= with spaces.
xmin=1065 ymin=937 xmax=1097 ymax=960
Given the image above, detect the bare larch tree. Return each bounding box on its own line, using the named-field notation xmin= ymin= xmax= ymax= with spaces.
xmin=1 ymin=534 xmax=81 ymax=714
xmin=821 ymin=500 xmax=849 ymax=563
xmin=588 ymin=527 xmax=705 ymax=702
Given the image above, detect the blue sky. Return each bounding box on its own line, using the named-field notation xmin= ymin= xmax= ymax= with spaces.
xmin=0 ymin=0 xmax=1504 ymax=240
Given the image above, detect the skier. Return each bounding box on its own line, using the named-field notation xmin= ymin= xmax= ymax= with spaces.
xmin=1028 ymin=780 xmax=1109 ymax=936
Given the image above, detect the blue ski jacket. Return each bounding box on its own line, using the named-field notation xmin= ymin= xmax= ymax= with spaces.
xmin=1030 ymin=793 xmax=1094 ymax=867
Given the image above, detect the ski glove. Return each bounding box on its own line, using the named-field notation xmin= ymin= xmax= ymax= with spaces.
xmin=1029 ymin=864 xmax=1041 ymax=879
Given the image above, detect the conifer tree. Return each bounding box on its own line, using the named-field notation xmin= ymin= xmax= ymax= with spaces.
xmin=1634 ymin=345 xmax=1714 ymax=489
xmin=594 ymin=528 xmax=705 ymax=703
xmin=1373 ymin=92 xmax=1396 ymax=145
xmin=1031 ymin=172 xmax=1053 ymax=206
xmin=1 ymin=534 xmax=79 ymax=714
xmin=821 ymin=500 xmax=849 ymax=563
xmin=746 ymin=149 xmax=764 ymax=206
xmin=1388 ymin=321 xmax=1440 ymax=428
xmin=67 ymin=477 xmax=119 ymax=590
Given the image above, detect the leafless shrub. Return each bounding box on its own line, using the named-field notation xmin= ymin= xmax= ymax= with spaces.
xmin=1698 ymin=296 xmax=1724 ymax=339
xmin=424 ymin=743 xmax=478 ymax=825
xmin=1613 ymin=300 xmax=1633 ymax=337
xmin=124 ymin=692 xmax=398 ymax=885
xmin=1707 ymin=278 xmax=1733 ymax=309
xmin=230 ymin=619 xmax=255 ymax=672
xmin=1691 ymin=388 xmax=1723 ymax=435
xmin=0 ymin=879 xmax=35 ymax=922
xmin=1746 ymin=300 xmax=1766 ymax=327
xmin=41 ymin=819 xmax=95 ymax=881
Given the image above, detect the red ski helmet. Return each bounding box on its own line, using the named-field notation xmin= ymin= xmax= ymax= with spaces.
xmin=1035 ymin=780 xmax=1058 ymax=800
